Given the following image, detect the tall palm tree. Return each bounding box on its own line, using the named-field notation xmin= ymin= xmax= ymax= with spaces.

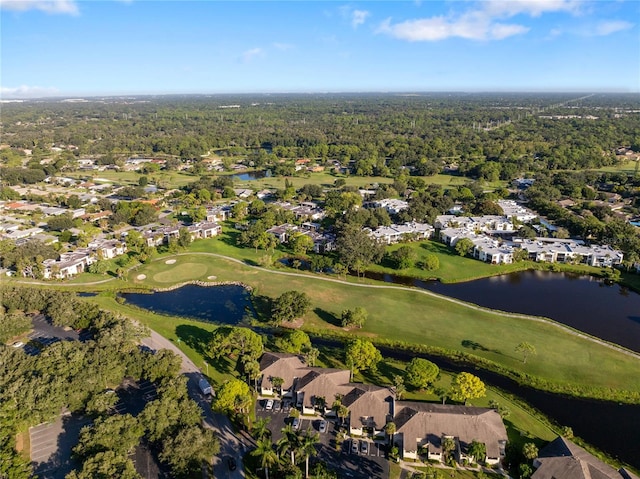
xmin=252 ymin=416 xmax=272 ymax=441
xmin=278 ymin=424 xmax=300 ymax=465
xmin=252 ymin=438 xmax=278 ymax=479
xmin=299 ymin=429 xmax=320 ymax=478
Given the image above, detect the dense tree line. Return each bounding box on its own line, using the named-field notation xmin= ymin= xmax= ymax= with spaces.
xmin=2 ymin=94 xmax=638 ymax=179
xmin=0 ymin=287 xmax=218 ymax=478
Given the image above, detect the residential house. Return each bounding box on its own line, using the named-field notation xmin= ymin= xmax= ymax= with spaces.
xmin=366 ymin=199 xmax=410 ymax=215
xmin=368 ymin=222 xmax=434 ymax=245
xmin=88 ymin=239 xmax=127 ymax=259
xmin=187 ymin=221 xmax=221 ymax=240
xmin=532 ymin=436 xmax=639 ymax=479
xmin=266 ymin=224 xmax=298 ymax=243
xmin=394 ymin=402 xmax=507 ymax=465
xmin=206 ymin=205 xmax=230 ymax=222
xmin=342 ymin=384 xmax=394 ymax=436
xmin=471 ymin=237 xmax=514 ymax=264
xmin=295 ymin=368 xmax=352 ymax=414
xmin=497 ymin=200 xmax=537 ymax=223
xmin=43 ymin=250 xmax=94 ymax=279
xmin=259 ymin=352 xmax=307 ymax=396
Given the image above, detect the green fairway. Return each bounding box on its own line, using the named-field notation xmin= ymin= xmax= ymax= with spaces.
xmin=128 ymin=252 xmax=640 ymax=399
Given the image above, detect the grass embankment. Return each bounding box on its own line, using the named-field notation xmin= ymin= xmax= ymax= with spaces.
xmin=67 ymin=169 xmax=198 ymax=187
xmin=127 ymin=252 xmax=640 ymax=400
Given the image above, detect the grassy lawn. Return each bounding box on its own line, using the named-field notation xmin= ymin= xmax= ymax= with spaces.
xmin=592 ymin=160 xmax=639 ymax=175
xmin=126 ymin=251 xmax=640 ymax=397
xmin=67 ymin=169 xmax=198 ymax=187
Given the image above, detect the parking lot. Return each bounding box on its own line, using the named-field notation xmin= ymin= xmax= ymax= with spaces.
xmin=30 ymin=414 xmax=92 ymax=479
xmin=21 ymin=314 xmax=88 ymax=356
xmin=256 ymin=398 xmax=389 ymax=478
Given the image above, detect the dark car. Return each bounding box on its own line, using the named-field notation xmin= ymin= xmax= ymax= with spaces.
xmin=227 ymin=457 xmax=237 ymax=471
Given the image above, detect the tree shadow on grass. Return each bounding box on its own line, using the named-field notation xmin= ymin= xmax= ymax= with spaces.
xmin=420 ymin=241 xmax=457 ymax=257
xmin=313 ymin=307 xmax=341 ymax=327
xmin=175 ymin=324 xmax=213 ymax=358
xmin=251 ymin=294 xmax=273 ymax=323
xmin=461 ymin=339 xmax=503 ymax=356
xmin=361 ymin=360 xmax=405 ymax=386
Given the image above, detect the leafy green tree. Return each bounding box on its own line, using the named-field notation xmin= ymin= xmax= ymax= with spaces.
xmin=88 ymin=260 xmax=109 ymax=275
xmin=160 ymin=426 xmax=219 ymax=476
xmin=454 ymin=238 xmax=474 ymax=257
xmin=384 ymin=421 xmax=396 ymax=445
xmin=212 ymin=379 xmax=251 ymax=414
xmin=336 ymin=225 xmax=385 ymax=276
xmin=515 ymin=342 xmax=537 ymax=364
xmin=522 ymin=442 xmax=539 ymax=460
xmin=303 ymin=346 xmax=319 ymax=367
xmin=422 ymin=253 xmax=440 ymax=271
xmin=391 ymin=245 xmax=418 ymax=269
xmin=279 ymin=330 xmax=312 ymax=354
xmin=66 ymin=451 xmax=141 ymax=479
xmin=47 ymin=214 xmax=74 ymax=231
xmin=0 ymin=310 xmax=31 ymax=343
xmin=344 ymin=339 xmax=382 ymax=375
xmin=271 ymin=290 xmax=311 ymax=325
xmin=450 ymin=372 xmax=486 ymax=405
xmin=519 ymin=463 xmax=533 ymax=479
xmin=340 ymin=307 xmax=367 ymax=329
xmin=74 ymin=414 xmax=143 ymax=458
xmin=404 ymin=358 xmax=439 ymax=390
xmin=291 ymin=233 xmax=314 ymax=255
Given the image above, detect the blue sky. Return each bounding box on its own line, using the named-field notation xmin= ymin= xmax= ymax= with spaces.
xmin=1 ymin=0 xmax=638 ymax=97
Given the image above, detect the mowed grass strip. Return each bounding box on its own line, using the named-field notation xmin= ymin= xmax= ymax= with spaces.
xmin=131 ymin=253 xmax=640 ymax=394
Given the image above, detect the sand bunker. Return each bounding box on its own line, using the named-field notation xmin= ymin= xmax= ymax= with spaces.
xmin=165 ymin=259 xmax=176 ymax=264
xmin=207 ymin=275 xmax=217 ymax=280
xmin=136 ymin=274 xmax=147 ymax=280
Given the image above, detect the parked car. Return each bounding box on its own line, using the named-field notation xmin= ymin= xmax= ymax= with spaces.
xmin=351 ymin=440 xmax=359 ymax=454
xmin=11 ymin=341 xmax=24 ymax=348
xmin=227 ymin=457 xmax=237 ymax=471
xmin=283 ymin=400 xmax=291 ymax=413
xmin=292 ymin=417 xmax=300 ymax=430
xmin=273 ymin=400 xmax=282 ymax=412
xmin=265 ymin=399 xmax=274 ymax=411
xmin=318 ymin=420 xmax=327 ymax=433
xmin=361 ymin=441 xmax=369 ymax=455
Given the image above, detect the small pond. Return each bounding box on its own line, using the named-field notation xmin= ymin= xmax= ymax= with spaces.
xmin=232 ymin=170 xmax=270 ymax=181
xmin=121 ymin=284 xmax=253 ymax=325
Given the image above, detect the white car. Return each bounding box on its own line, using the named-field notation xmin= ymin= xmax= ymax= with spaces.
xmin=265 ymin=399 xmax=274 ymax=411
xmin=11 ymin=341 xmax=24 ymax=348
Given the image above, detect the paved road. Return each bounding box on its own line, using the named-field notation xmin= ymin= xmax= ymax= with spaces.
xmin=141 ymin=329 xmax=248 ymax=478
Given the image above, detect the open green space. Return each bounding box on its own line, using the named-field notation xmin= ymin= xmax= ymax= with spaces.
xmin=127 ymin=252 xmax=640 ymax=399
xmin=67 ymin=169 xmax=198 ymax=187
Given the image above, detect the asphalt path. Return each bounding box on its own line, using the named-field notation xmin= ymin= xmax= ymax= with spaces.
xmin=140 ymin=330 xmax=248 ymax=478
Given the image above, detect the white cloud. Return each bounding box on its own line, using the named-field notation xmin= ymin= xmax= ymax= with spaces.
xmin=377 ymin=0 xmax=583 ymax=42
xmin=0 ymin=0 xmax=79 ymax=15
xmin=1 ymin=85 xmax=59 ymax=98
xmin=377 ymin=14 xmax=528 ymax=41
xmin=241 ymin=48 xmax=263 ymax=63
xmin=339 ymin=5 xmax=370 ymax=29
xmin=482 ymin=0 xmax=583 ymax=18
xmin=595 ymin=20 xmax=634 ymax=36
xmin=351 ymin=9 xmax=370 ymax=28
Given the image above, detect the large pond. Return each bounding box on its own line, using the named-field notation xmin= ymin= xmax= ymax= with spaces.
xmin=366 ymin=270 xmax=640 ymax=353
xmin=121 ymin=284 xmax=253 ymax=325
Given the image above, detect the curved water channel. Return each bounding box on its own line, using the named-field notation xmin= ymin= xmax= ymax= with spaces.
xmin=119 ymin=277 xmax=640 ymax=470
